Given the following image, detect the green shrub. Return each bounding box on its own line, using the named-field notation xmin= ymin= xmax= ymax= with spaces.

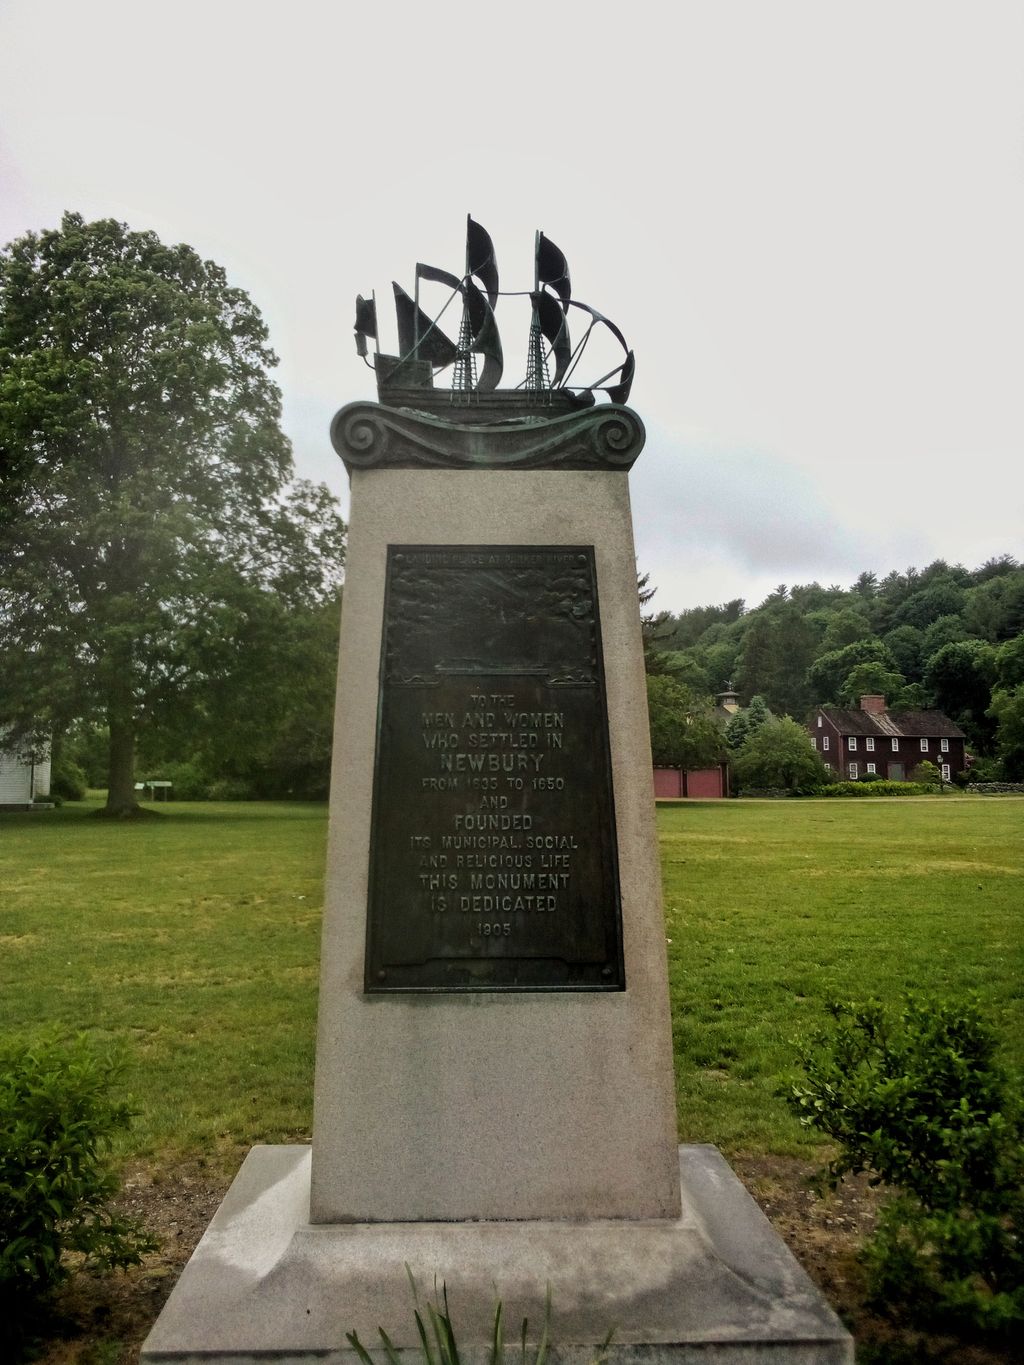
xmin=909 ymin=759 xmax=941 ymax=786
xmin=139 ymin=759 xmax=208 ymax=800
xmin=805 ymin=780 xmax=933 ymax=797
xmin=808 ymin=780 xmax=944 ymax=797
xmin=205 ymin=777 xmax=256 ymax=801
xmin=856 ymin=770 xmax=885 ymax=782
xmin=732 ymin=716 xmax=829 ymax=792
xmin=790 ymin=996 xmax=1024 ymax=1333
xmin=48 ymin=758 xmax=88 ymax=801
xmin=965 ymin=755 xmax=1003 ymax=784
xmin=0 ymin=1035 xmax=158 ymax=1322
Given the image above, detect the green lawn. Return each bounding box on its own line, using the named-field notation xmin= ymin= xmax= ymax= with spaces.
xmin=662 ymin=797 xmax=1024 ymax=1153
xmin=1 ymin=795 xmax=1021 ymax=1166
xmin=0 ymin=797 xmax=325 ymax=1166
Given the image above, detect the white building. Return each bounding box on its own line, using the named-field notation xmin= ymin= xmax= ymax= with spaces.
xmin=0 ymin=735 xmax=51 ymax=807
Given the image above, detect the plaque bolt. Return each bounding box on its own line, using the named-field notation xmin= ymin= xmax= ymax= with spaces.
xmin=377 ymin=970 xmax=387 ymax=981
xmin=602 ymin=965 xmax=613 ymax=978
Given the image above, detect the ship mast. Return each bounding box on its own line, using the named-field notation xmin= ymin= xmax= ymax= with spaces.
xmin=452 ymin=226 xmax=478 ymax=393
xmin=525 ymin=231 xmax=550 ymax=393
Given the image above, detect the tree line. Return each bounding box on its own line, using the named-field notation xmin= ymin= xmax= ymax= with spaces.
xmin=645 ymin=559 xmax=1024 ymax=781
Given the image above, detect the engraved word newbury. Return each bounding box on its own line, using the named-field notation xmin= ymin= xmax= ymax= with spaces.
xmin=364 ymin=546 xmax=624 ymax=992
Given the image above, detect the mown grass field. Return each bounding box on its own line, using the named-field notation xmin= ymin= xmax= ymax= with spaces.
xmin=1 ymin=794 xmax=1021 ymax=1167
xmin=0 ymin=798 xmax=324 ymax=1167
xmin=661 ymin=798 xmax=1023 ymax=1153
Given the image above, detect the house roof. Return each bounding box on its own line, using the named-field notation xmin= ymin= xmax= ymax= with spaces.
xmin=818 ymin=707 xmax=966 ymax=739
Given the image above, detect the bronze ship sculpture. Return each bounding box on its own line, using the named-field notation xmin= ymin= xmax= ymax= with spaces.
xmin=352 ymin=216 xmax=635 ymax=423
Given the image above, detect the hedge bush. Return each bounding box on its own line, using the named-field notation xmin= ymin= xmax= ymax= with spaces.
xmin=805 ymin=780 xmax=936 ymax=797
xmin=0 ymin=1035 xmax=157 ymax=1328
xmin=48 ymin=758 xmax=87 ymax=802
xmin=790 ymin=997 xmax=1024 ymax=1333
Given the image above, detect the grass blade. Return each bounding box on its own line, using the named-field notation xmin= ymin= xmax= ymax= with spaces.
xmin=414 ymin=1307 xmax=437 ymax=1365
xmin=377 ymin=1327 xmax=404 ymax=1365
xmin=591 ymin=1325 xmax=616 ymax=1365
xmin=406 ymin=1263 xmax=422 ymax=1310
xmin=441 ymin=1283 xmax=461 ymax=1365
xmin=346 ymin=1331 xmax=376 ymax=1365
xmin=490 ymin=1297 xmax=505 ymax=1365
xmin=531 ymin=1285 xmax=551 ymax=1365
xmin=427 ymin=1302 xmax=451 ymax=1365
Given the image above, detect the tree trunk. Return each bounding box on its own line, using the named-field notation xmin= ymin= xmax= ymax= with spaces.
xmin=104 ymin=679 xmax=140 ymax=816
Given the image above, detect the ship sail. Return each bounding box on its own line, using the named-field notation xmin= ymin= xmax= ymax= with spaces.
xmin=530 ymin=290 xmax=571 ymax=385
xmin=353 ymin=294 xmax=376 ymax=357
xmin=416 ymin=262 xmax=503 ymax=391
xmin=462 ymin=280 xmax=503 ymax=390
xmin=466 ymin=216 xmax=499 ymax=309
xmin=354 ymin=294 xmax=377 ymax=339
xmin=606 ymin=350 xmax=635 ymax=404
xmin=393 ymin=282 xmax=458 ymax=368
xmin=536 ymin=233 xmax=571 ymax=307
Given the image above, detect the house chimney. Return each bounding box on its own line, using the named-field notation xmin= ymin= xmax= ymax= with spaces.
xmin=860 ymin=694 xmax=886 ymax=714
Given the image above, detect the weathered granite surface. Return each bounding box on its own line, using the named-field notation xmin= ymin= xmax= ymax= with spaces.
xmin=141 ymin=1144 xmax=853 ymax=1364
xmin=311 ymin=467 xmax=681 ymax=1222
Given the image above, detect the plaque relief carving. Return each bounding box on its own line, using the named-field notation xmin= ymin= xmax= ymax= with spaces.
xmin=365 ymin=546 xmax=624 ymax=992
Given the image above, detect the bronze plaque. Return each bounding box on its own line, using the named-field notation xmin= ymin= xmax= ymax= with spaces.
xmin=365 ymin=546 xmax=624 ymax=993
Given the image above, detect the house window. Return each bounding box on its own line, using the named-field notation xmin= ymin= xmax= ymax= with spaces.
xmin=867 ymin=763 xmax=876 ymax=774
xmin=848 ymin=736 xmax=858 ymax=750
xmin=866 ymin=737 xmax=875 ymax=751
xmin=810 ymin=737 xmax=816 ymax=749
xmin=940 ymin=738 xmax=949 ymax=752
xmin=817 ymin=715 xmax=822 ymax=728
xmin=892 ymin=738 xmax=899 ymax=751
xmin=920 ymin=738 xmax=929 ymax=752
xmin=824 ymin=762 xmax=832 ymax=771
xmin=823 ymin=736 xmax=830 ymax=751
xmin=941 ymin=764 xmax=951 ymax=781
xmin=848 ymin=762 xmax=859 ymax=779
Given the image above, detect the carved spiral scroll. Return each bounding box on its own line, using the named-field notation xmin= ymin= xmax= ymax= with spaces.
xmin=330 ymin=402 xmax=646 ymax=473
xmin=586 ymin=410 xmax=642 ymax=467
xmin=333 ymin=407 xmax=390 ymax=468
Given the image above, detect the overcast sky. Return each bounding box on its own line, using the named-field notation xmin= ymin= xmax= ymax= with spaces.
xmin=2 ymin=1 xmax=1022 ymax=614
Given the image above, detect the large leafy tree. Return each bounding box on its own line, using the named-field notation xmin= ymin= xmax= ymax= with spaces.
xmin=723 ymin=694 xmax=772 ymax=751
xmin=988 ymin=685 xmax=1024 ymax=780
xmin=806 ymin=638 xmax=897 ymax=704
xmin=732 ymin=716 xmax=829 ymax=792
xmin=837 ymin=661 xmax=908 ymax=708
xmin=0 ymin=213 xmax=345 ymax=815
xmin=923 ymin=640 xmax=996 ymax=721
xmin=645 ymin=676 xmax=724 ymax=771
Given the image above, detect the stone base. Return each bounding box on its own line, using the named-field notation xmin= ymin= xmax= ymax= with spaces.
xmin=141 ymin=1145 xmax=852 ymax=1364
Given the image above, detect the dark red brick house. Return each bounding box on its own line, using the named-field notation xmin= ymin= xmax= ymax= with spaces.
xmin=809 ymin=694 xmax=967 ymax=782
